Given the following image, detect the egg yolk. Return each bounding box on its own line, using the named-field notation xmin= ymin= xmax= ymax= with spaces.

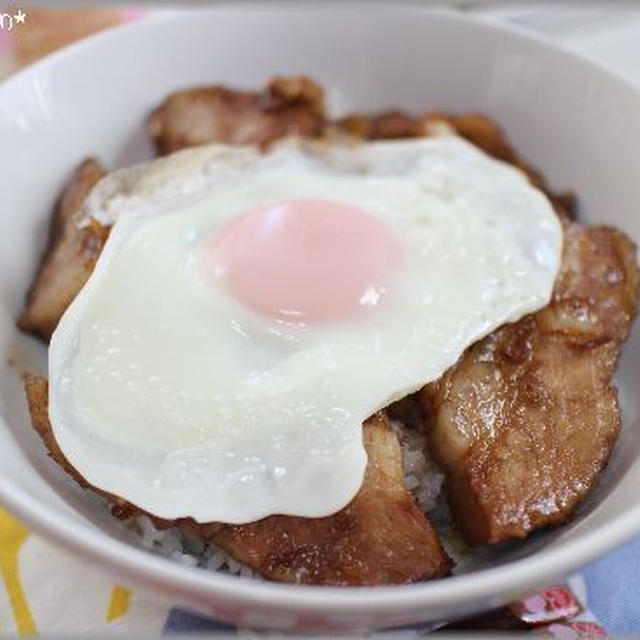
xmin=205 ymin=199 xmax=404 ymax=323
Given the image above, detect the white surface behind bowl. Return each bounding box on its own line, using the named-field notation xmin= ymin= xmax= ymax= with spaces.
xmin=0 ymin=5 xmax=639 ymax=632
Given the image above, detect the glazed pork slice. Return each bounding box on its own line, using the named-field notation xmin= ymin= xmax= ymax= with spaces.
xmin=209 ymin=412 xmax=452 ymax=585
xmin=147 ymin=75 xmax=573 ymax=219
xmin=148 ymin=76 xmax=326 ymax=154
xmin=24 ymin=377 xmax=452 ymax=585
xmin=17 ymin=158 xmax=109 ymax=341
xmin=422 ymin=224 xmax=639 ymax=546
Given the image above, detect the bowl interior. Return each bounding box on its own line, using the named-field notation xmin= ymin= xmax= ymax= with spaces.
xmin=1 ymin=5 xmax=640 ymax=630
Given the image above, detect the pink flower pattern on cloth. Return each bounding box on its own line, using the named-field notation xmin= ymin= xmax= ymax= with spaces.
xmin=515 ymin=586 xmax=581 ymax=625
xmin=537 ymin=621 xmax=608 ymax=639
xmin=513 ymin=585 xmax=608 ymax=638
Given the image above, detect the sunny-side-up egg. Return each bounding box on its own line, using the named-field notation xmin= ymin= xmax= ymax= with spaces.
xmin=48 ymin=135 xmax=563 ymax=523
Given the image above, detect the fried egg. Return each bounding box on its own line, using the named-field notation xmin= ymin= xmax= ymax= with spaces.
xmin=48 ymin=136 xmax=562 ymax=523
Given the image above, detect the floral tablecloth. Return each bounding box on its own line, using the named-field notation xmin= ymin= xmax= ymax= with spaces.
xmin=1 ymin=5 xmax=639 ymax=637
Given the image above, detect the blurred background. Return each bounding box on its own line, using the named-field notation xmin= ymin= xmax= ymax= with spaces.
xmin=2 ymin=3 xmax=640 ymax=86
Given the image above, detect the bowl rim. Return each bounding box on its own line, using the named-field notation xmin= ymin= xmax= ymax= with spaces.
xmin=2 ymin=1 xmax=640 ymax=616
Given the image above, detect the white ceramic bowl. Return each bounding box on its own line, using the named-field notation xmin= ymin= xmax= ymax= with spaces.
xmin=1 ymin=5 xmax=640 ymax=632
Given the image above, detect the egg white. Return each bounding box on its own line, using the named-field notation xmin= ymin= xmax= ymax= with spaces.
xmin=49 ymin=136 xmax=563 ymax=523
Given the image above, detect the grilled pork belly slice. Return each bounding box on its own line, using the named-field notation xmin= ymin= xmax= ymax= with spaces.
xmin=25 ymin=377 xmax=451 ymax=585
xmin=422 ymin=224 xmax=639 ymax=545
xmin=18 ymin=158 xmax=109 ymax=341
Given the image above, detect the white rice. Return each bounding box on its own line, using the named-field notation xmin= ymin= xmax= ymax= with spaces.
xmin=126 ymin=420 xmax=454 ymax=579
xmin=390 ymin=419 xmax=445 ymax=513
xmin=129 ymin=514 xmax=254 ymax=577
